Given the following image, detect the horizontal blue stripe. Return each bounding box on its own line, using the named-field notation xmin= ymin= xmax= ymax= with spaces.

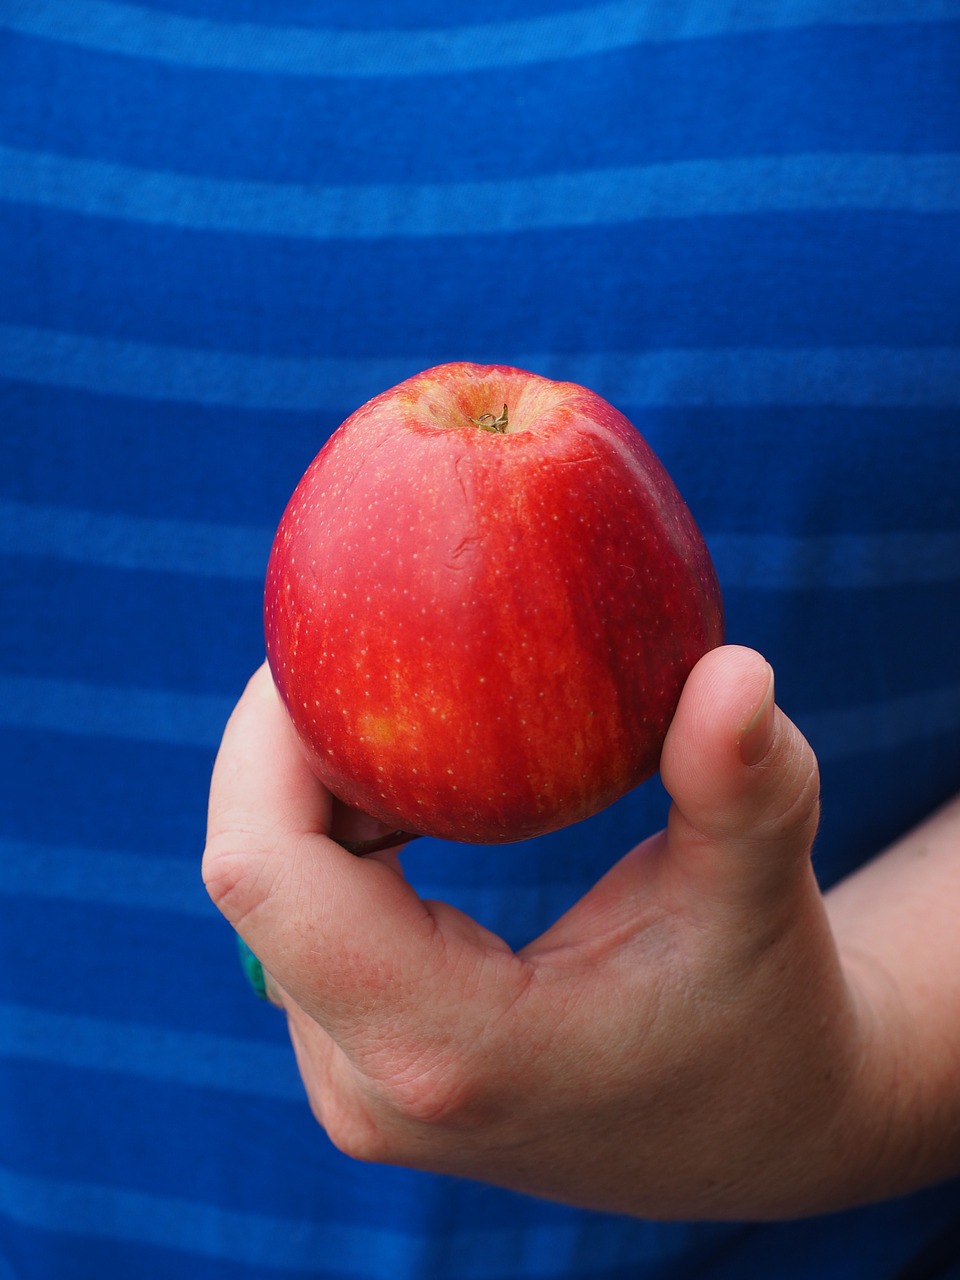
xmin=709 ymin=532 xmax=960 ymax=590
xmin=0 ymin=1002 xmax=303 ymax=1101
xmin=5 ymin=204 xmax=956 ymax=357
xmin=0 ymin=675 xmax=232 ymax=747
xmin=0 ymin=322 xmax=418 ymax=409
xmin=139 ymin=0 xmax=595 ymax=27
xmin=0 ymin=728 xmax=218 ymax=861
xmin=0 ymin=377 xmax=326 ymax=526
xmin=0 ymin=835 xmax=584 ymax=930
xmin=8 ymin=562 xmax=959 ymax=756
xmin=3 ymin=672 xmax=959 ymax=760
xmin=3 ymin=146 xmax=958 ymax=237
xmin=5 ymin=25 xmax=957 ymax=189
xmin=1 ymin=1157 xmax=953 ymax=1280
xmin=798 ymin=685 xmax=960 ymax=760
xmin=3 ymin=388 xmax=955 ymax=537
xmin=4 ymin=0 xmax=957 ymax=75
xmin=3 ymin=327 xmax=958 ymax=410
xmin=0 ymin=887 xmax=286 ymax=1044
xmin=0 ymin=1055 xmax=559 ymax=1238
xmin=4 ymin=501 xmax=960 ymax=589
xmin=0 ymin=838 xmax=213 ymax=915
xmin=0 ymin=501 xmax=272 ymax=579
xmin=0 ymin=1161 xmax=695 ymax=1278
xmin=0 ymin=1164 xmax=360 ymax=1273
xmin=0 ymin=554 xmax=263 ymax=696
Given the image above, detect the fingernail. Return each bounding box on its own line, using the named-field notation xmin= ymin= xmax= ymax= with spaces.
xmin=236 ymin=935 xmax=270 ymax=1001
xmin=738 ymin=663 xmax=776 ymax=766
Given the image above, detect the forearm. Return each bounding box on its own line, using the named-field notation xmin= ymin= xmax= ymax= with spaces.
xmin=826 ymin=790 xmax=960 ymax=1199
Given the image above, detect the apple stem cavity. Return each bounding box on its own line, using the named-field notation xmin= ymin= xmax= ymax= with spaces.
xmin=471 ymin=404 xmax=509 ymax=434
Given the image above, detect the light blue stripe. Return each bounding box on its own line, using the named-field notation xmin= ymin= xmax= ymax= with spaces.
xmin=0 ymin=500 xmax=273 ymax=580
xmin=0 ymin=1002 xmax=304 ymax=1101
xmin=0 ymin=838 xmax=213 ymax=915
xmin=4 ymin=501 xmax=960 ymax=590
xmin=0 ymin=1163 xmax=676 ymax=1278
xmin=3 ymin=326 xmax=959 ymax=410
xmin=0 ymin=674 xmax=233 ymax=748
xmin=4 ymin=0 xmax=957 ymax=76
xmin=0 ymin=322 xmax=421 ymax=409
xmin=0 ymin=836 xmax=584 ymax=944
xmin=2 ymin=673 xmax=959 ymax=759
xmin=0 ymin=1164 xmax=330 ymax=1272
xmin=2 ymin=145 xmax=958 ymax=237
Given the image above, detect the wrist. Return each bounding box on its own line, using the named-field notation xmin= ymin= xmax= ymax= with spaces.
xmin=828 ymin=942 xmax=960 ymax=1207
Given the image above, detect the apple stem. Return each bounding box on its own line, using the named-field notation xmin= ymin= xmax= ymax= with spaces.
xmin=471 ymin=404 xmax=509 ymax=434
xmin=339 ymin=830 xmax=422 ymax=857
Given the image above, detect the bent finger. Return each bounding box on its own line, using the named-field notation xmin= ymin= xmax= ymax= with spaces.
xmin=203 ymin=666 xmax=444 ymax=1043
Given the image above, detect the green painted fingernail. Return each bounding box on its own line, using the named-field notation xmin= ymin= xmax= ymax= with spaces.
xmin=236 ymin=935 xmax=269 ymax=1001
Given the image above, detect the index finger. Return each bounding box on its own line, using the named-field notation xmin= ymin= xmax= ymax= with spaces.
xmin=202 ymin=665 xmax=441 ymax=1038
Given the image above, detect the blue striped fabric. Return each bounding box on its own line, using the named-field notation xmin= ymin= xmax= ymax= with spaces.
xmin=6 ymin=0 xmax=960 ymax=75
xmin=1 ymin=3 xmax=958 ymax=1278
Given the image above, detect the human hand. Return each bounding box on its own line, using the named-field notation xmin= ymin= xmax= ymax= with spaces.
xmin=202 ymin=647 xmax=893 ymax=1221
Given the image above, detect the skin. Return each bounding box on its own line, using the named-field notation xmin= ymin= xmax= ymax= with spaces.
xmin=202 ymin=645 xmax=960 ymax=1221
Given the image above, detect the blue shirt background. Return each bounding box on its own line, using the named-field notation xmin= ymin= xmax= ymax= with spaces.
xmin=1 ymin=2 xmax=959 ymax=1276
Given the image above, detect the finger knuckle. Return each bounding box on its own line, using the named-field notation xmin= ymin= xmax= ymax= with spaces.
xmin=315 ymin=1062 xmax=474 ymax=1165
xmin=379 ymin=1049 xmax=490 ymax=1133
xmin=759 ymin=734 xmax=821 ymax=847
xmin=319 ymin=1094 xmax=401 ymax=1164
xmin=200 ymin=829 xmax=276 ymax=927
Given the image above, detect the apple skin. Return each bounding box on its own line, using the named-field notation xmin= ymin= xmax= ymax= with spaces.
xmin=264 ymin=362 xmax=723 ymax=845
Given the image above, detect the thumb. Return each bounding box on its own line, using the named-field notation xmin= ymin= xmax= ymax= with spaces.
xmin=659 ymin=645 xmax=822 ymax=913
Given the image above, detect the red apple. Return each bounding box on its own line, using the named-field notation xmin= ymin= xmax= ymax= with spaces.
xmin=264 ymin=362 xmax=723 ymax=845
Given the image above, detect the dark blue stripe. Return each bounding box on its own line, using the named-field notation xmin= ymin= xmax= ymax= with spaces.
xmin=0 ymin=1123 xmax=956 ymax=1279
xmin=3 ymin=561 xmax=960 ymax=739
xmin=2 ymin=705 xmax=956 ymax=914
xmin=815 ymin=745 xmax=960 ymax=890
xmin=4 ymin=389 xmax=957 ymax=537
xmin=4 ymin=552 xmax=960 ymax=723
xmin=0 ymin=1219 xmax=283 ymax=1280
xmin=4 ymin=503 xmax=960 ymax=588
xmin=0 ymin=728 xmax=216 ymax=857
xmin=0 ymin=836 xmax=592 ymax=942
xmin=0 ymin=838 xmax=215 ymax=915
xmin=798 ymin=683 xmax=960 ymax=760
xmin=0 ymin=1003 xmax=301 ymax=1099
xmin=632 ymin=405 xmax=960 ymax=538
xmin=3 ymin=210 xmax=958 ymax=357
xmin=3 ymin=25 xmax=958 ymax=183
xmin=0 ymin=378 xmax=321 ymax=526
xmin=4 ymin=2 xmax=957 ymax=79
xmin=3 ymin=664 xmax=960 ymax=761
xmin=709 ymin=533 xmax=960 ymax=589
xmin=722 ymin=584 xmax=960 ymax=723
xmin=0 ymin=556 xmax=263 ymax=694
xmin=0 ymin=1143 xmax=727 ymax=1277
xmin=0 ymin=675 xmax=232 ymax=745
xmin=0 ymin=890 xmax=270 ymax=1040
xmin=0 ymin=1057 xmax=562 ymax=1232
xmin=114 ymin=0 xmax=594 ymax=28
